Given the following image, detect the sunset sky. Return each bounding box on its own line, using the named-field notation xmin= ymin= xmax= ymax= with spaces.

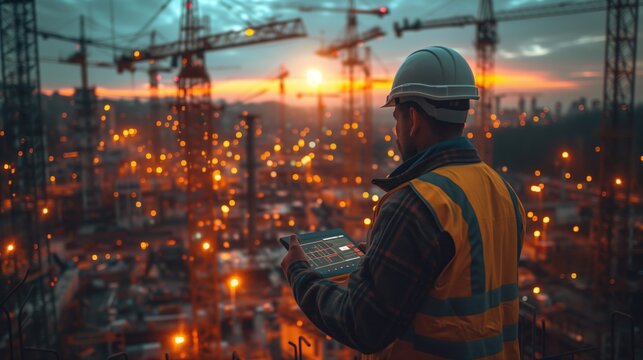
xmin=35 ymin=0 xmax=643 ymax=110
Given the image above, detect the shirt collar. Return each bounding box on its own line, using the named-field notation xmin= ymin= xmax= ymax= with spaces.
xmin=372 ymin=136 xmax=480 ymax=192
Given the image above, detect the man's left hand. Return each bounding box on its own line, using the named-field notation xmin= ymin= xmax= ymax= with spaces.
xmin=280 ymin=235 xmax=308 ymax=280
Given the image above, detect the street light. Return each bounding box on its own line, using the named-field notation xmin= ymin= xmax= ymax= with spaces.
xmin=560 ymin=150 xmax=570 ymax=200
xmin=173 ymin=335 xmax=185 ymax=345
xmin=229 ymin=276 xmax=241 ymax=343
xmin=229 ymin=276 xmax=240 ymax=312
xmin=530 ymin=185 xmax=543 ymax=212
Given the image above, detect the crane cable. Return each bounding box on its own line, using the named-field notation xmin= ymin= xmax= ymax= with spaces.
xmin=130 ymin=0 xmax=173 ymax=42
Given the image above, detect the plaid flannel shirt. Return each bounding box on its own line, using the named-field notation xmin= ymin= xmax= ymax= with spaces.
xmin=286 ymin=137 xmax=482 ymax=354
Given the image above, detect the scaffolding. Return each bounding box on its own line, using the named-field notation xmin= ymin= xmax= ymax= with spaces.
xmin=0 ymin=0 xmax=57 ymax=349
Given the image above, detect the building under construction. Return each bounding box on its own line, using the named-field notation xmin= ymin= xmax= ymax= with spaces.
xmin=1 ymin=0 xmax=641 ymax=359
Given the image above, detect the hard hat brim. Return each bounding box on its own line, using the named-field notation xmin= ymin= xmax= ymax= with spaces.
xmin=382 ymin=83 xmax=479 ymax=107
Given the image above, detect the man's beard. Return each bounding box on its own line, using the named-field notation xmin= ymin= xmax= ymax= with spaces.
xmin=397 ymin=139 xmax=417 ymax=162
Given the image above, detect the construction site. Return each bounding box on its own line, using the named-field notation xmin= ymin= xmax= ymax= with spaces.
xmin=0 ymin=0 xmax=642 ymax=359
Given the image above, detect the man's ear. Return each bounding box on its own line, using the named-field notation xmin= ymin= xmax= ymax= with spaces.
xmin=409 ymin=106 xmax=422 ymax=136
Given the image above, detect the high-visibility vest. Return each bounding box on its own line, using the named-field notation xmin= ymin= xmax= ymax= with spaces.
xmin=367 ymin=162 xmax=524 ymax=359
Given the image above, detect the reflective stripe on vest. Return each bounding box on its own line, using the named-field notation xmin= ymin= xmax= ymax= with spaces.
xmin=380 ymin=162 xmax=523 ymax=360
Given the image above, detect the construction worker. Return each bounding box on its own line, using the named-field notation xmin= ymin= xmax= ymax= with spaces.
xmin=281 ymin=46 xmax=525 ymax=359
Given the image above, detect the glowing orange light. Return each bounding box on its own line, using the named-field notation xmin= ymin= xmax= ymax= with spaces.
xmin=363 ymin=218 xmax=372 ymax=225
xmin=202 ymin=242 xmax=211 ymax=251
xmin=229 ymin=277 xmax=239 ymax=288
xmin=530 ymin=185 xmax=541 ymax=193
xmin=570 ymin=272 xmax=577 ymax=279
xmin=615 ymin=178 xmax=623 ymax=185
xmin=533 ymin=286 xmax=541 ymax=294
xmin=6 ymin=244 xmax=15 ymax=252
xmin=561 ymin=151 xmax=569 ymax=159
xmin=244 ymin=28 xmax=255 ymax=37
xmin=573 ymin=226 xmax=580 ymax=233
xmin=174 ymin=335 xmax=185 ymax=345
xmin=533 ymin=230 xmax=541 ymax=237
xmin=543 ymin=216 xmax=550 ymax=224
xmin=296 ymin=320 xmax=303 ymax=327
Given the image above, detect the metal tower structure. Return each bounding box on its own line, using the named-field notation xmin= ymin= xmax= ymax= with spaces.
xmin=116 ymin=2 xmax=306 ymax=355
xmin=174 ymin=1 xmax=221 ymax=355
xmin=394 ymin=0 xmax=617 ymax=165
xmin=148 ymin=31 xmax=163 ymax=167
xmin=36 ymin=17 xmax=136 ymax=222
xmin=278 ymin=65 xmax=288 ymax=140
xmin=315 ymin=1 xmax=387 ymax=189
xmin=74 ymin=16 xmax=102 ymax=221
xmin=0 ymin=0 xmax=56 ymax=347
xmin=593 ymin=0 xmax=639 ymax=305
xmin=243 ymin=112 xmax=257 ymax=256
xmin=475 ymin=0 xmax=496 ymax=164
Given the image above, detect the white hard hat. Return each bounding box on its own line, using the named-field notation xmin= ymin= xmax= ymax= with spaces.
xmin=383 ymin=46 xmax=478 ymax=124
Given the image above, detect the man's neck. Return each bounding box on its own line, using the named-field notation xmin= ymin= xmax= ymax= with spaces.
xmin=416 ymin=134 xmax=461 ymax=154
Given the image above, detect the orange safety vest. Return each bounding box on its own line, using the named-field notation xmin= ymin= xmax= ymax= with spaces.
xmin=366 ymin=162 xmax=524 ymax=359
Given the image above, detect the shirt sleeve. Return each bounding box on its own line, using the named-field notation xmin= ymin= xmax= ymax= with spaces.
xmin=286 ymin=187 xmax=455 ymax=354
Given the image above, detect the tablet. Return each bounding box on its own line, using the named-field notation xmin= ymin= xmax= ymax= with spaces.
xmin=280 ymin=228 xmax=364 ymax=279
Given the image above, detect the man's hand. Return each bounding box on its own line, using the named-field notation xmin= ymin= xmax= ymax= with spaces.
xmin=280 ymin=235 xmax=309 ymax=279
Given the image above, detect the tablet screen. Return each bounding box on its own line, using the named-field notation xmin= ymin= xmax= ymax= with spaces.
xmin=282 ymin=229 xmax=364 ymax=278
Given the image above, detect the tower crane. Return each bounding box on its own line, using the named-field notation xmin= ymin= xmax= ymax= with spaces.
xmin=36 ymin=16 xmax=110 ymax=221
xmin=115 ymin=1 xmax=306 ymax=356
xmin=394 ymin=0 xmax=616 ymax=164
xmin=311 ymin=0 xmax=388 ymax=191
xmin=289 ymin=4 xmax=389 ymax=17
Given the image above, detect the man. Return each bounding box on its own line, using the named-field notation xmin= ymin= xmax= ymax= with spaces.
xmin=281 ymin=46 xmax=525 ymax=359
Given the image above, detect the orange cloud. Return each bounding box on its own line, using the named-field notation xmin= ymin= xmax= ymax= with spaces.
xmin=479 ymin=68 xmax=578 ymax=91
xmin=42 ymin=68 xmax=576 ymax=104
